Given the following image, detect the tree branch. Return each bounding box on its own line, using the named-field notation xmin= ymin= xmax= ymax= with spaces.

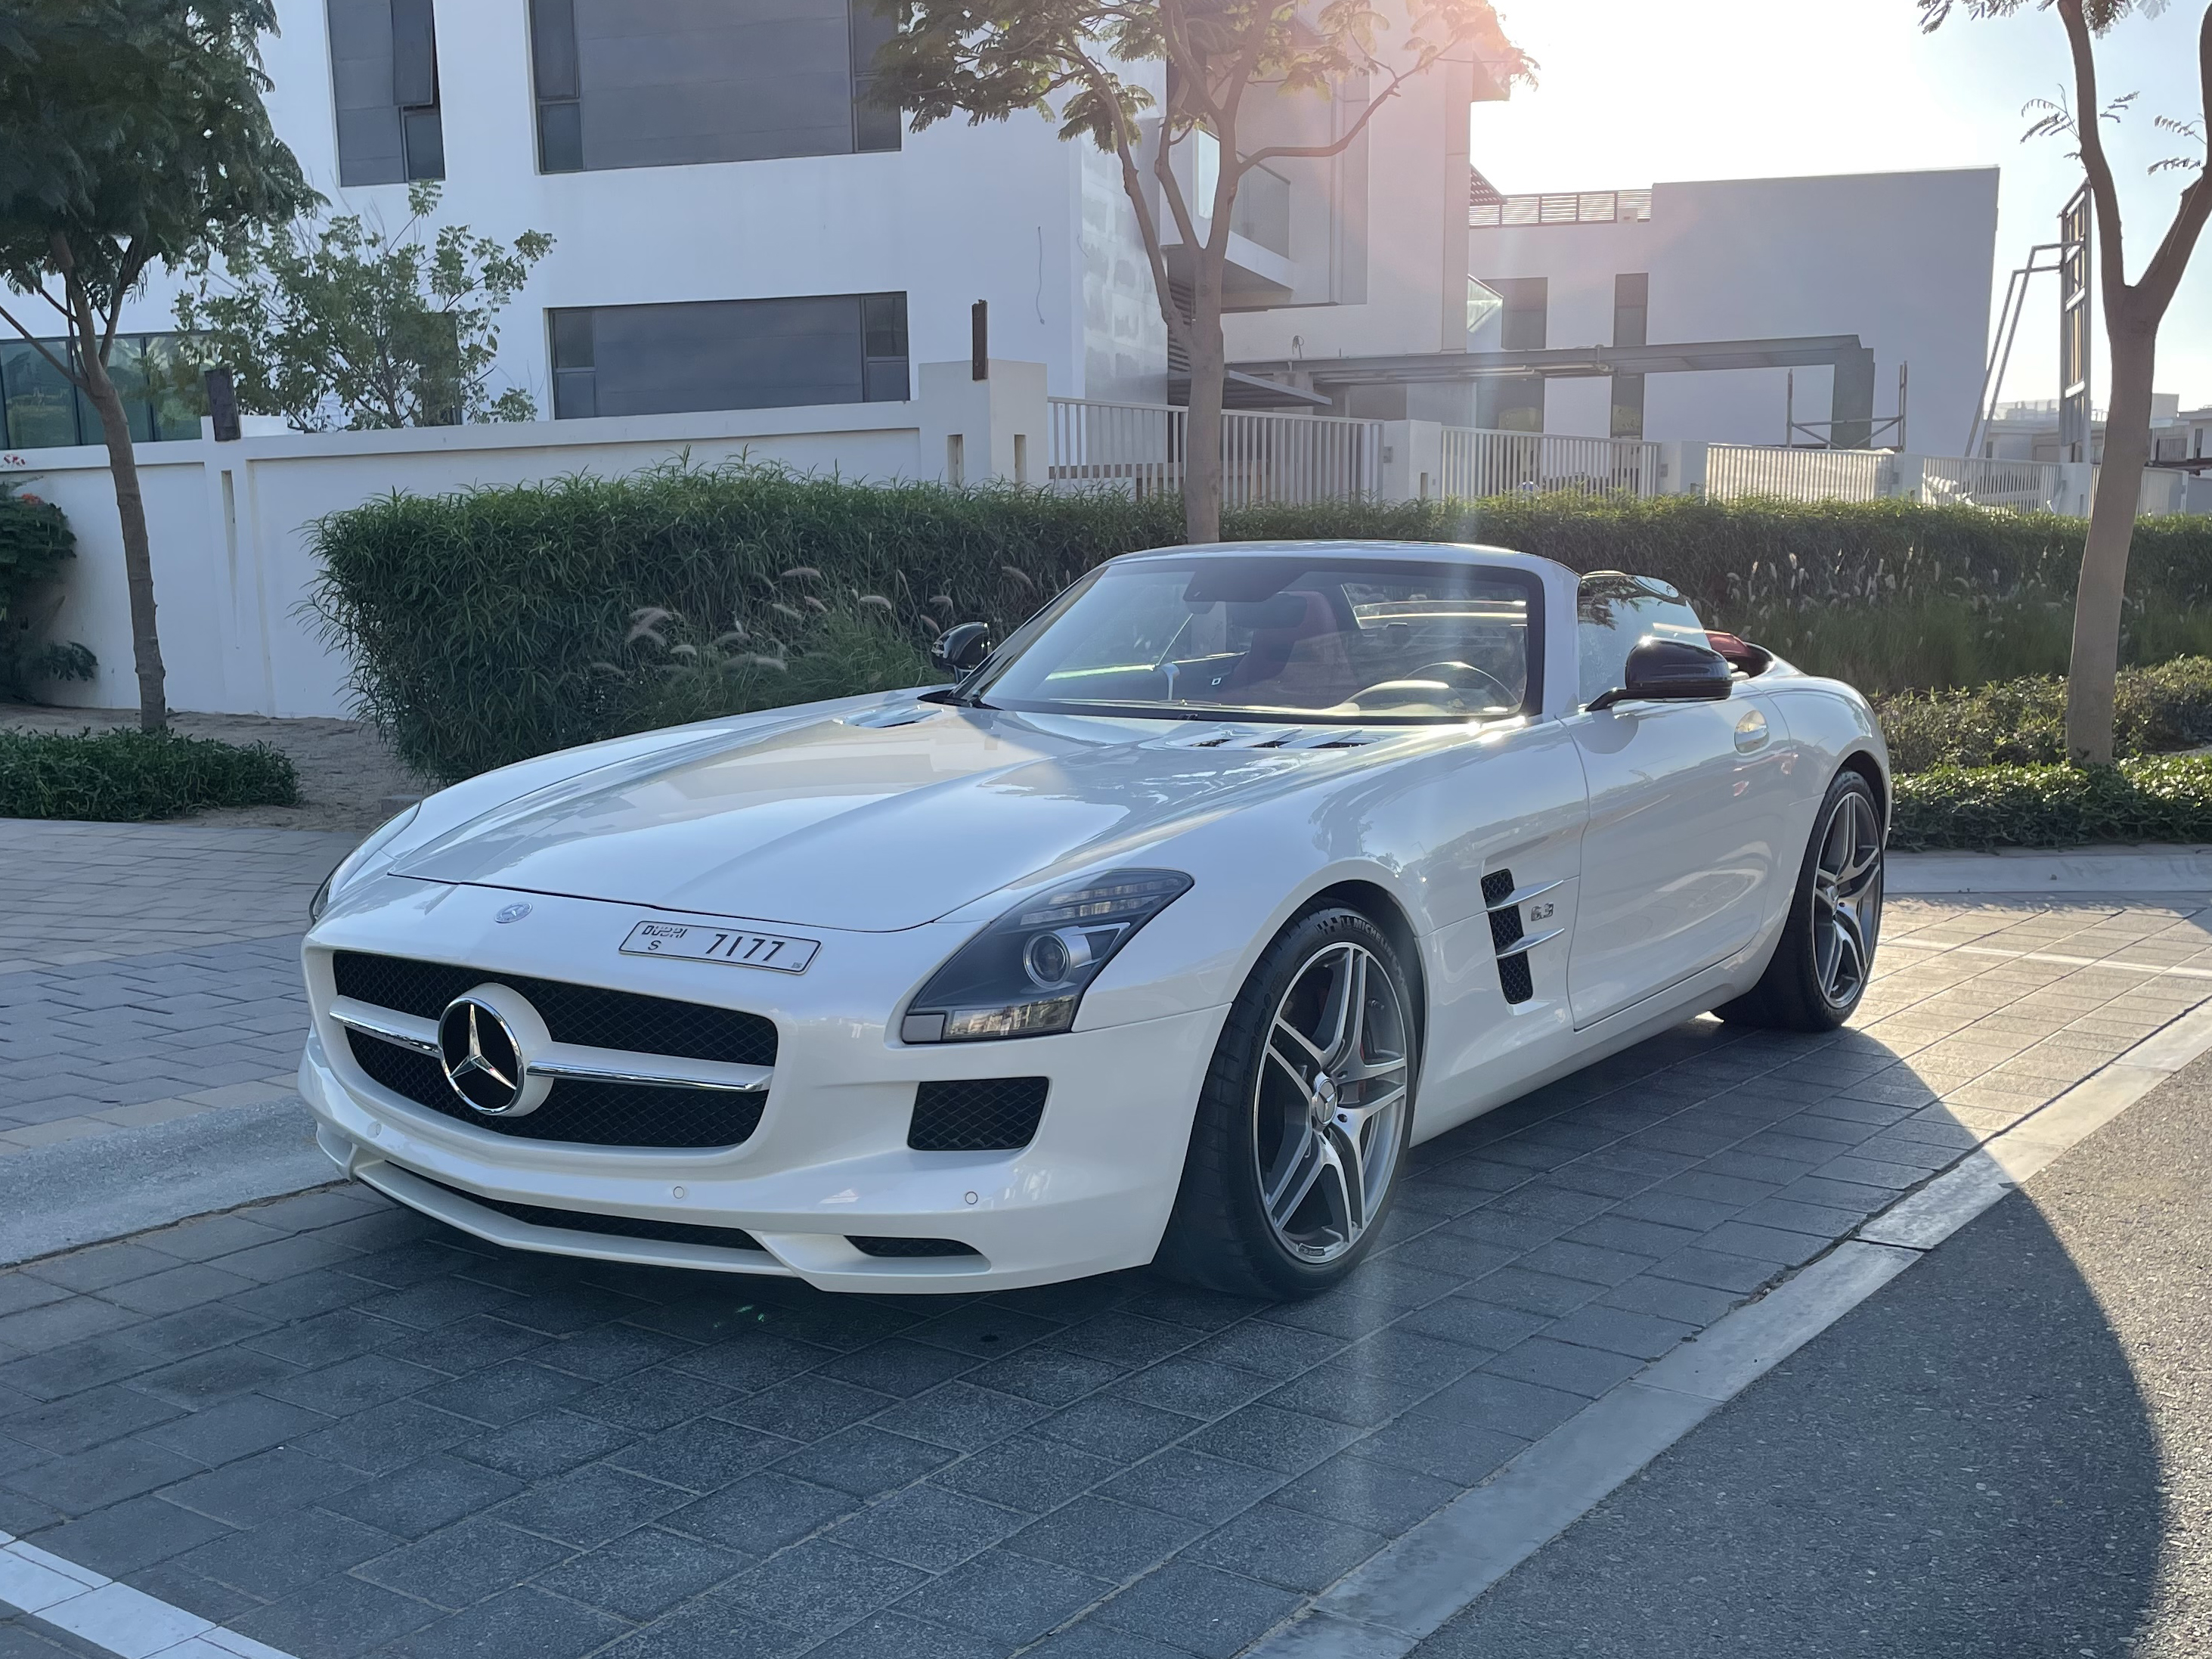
xmin=0 ymin=297 xmax=83 ymax=387
xmin=1098 ymin=76 xmax=1194 ymax=357
xmin=2059 ymin=0 xmax=2133 ymax=312
xmin=2133 ymin=2 xmax=2212 ymax=309
xmin=1246 ymin=41 xmax=1455 ymax=167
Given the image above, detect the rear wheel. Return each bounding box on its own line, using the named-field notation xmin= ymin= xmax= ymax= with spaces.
xmin=1718 ymin=770 xmax=1884 ymax=1031
xmin=1154 ymin=907 xmax=1415 ymax=1299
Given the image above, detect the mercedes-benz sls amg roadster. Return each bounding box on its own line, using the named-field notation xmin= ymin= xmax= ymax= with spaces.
xmin=299 ymin=541 xmax=1888 ymax=1298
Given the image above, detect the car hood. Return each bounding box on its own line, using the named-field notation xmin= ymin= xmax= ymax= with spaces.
xmin=393 ymin=699 xmax=1417 ymax=932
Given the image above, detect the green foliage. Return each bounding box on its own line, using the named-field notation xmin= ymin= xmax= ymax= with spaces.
xmin=1876 ymin=657 xmax=2212 ymax=774
xmin=308 ymin=460 xmax=2212 ymax=784
xmin=176 ymin=182 xmax=555 ymax=431
xmin=0 ymin=727 xmax=298 ymax=820
xmin=1891 ymin=755 xmax=2212 ymax=851
xmin=0 ymin=0 xmax=313 ymax=345
xmin=0 ymin=472 xmax=92 ymax=700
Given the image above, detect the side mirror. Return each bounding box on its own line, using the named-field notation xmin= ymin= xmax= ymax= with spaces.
xmin=1588 ymin=636 xmax=1733 ymax=712
xmin=931 ymin=621 xmax=993 ymax=677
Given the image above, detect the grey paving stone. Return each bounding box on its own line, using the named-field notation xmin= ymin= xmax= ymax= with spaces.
xmin=494 ymin=1461 xmax=689 ymax=1549
xmin=1251 ymin=1289 xmax=1402 ymax=1341
xmin=1091 ymin=1560 xmax=1301 ymax=1659
xmin=129 ymin=1344 xmax=301 ymax=1408
xmin=825 ymin=1483 xmax=1027 ymax=1573
xmin=356 ymin=1516 xmax=578 ymax=1611
xmin=1266 ymin=1448 xmax=1461 ymax=1534
xmin=1180 ymin=1319 xmax=1346 ymax=1378
xmin=596 ymin=1592 xmax=807 ymax=1659
xmin=1597 ymin=1273 xmax=1743 ymax=1327
xmin=294 ymin=1397 xmax=483 ymax=1475
xmin=1463 ymin=1266 xmax=1604 ymax=1318
xmin=1352 ymin=1413 xmax=1527 ymax=1486
xmin=717 ymin=1375 xmax=897 ymax=1440
xmin=719 ymin=1539 xmax=931 ymax=1638
xmin=1389 ymin=1297 xmax=1547 ymax=1354
xmin=1609 ymin=1190 xmax=1742 ymax=1233
xmin=1542 ymin=1303 xmax=1698 ymax=1362
xmin=1111 ymin=1357 xmax=1272 ymax=1419
xmin=906 ymin=1304 xmax=1064 ymax=1359
xmin=1185 ymin=1501 xmax=1386 ymax=1593
xmin=1648 ymin=1245 xmax=1787 ymax=1295
xmin=386 ymin=1585 xmax=630 ymax=1659
xmin=665 ymin=1331 xmax=836 ymax=1391
xmin=0 ymin=1335 xmax=159 ymax=1403
xmin=534 ymin=1323 xmax=696 ymax=1381
xmin=2 ymin=1383 xmax=182 ymax=1454
xmin=0 ymin=1295 xmax=139 ymax=1353
xmin=1005 ymin=1491 xmax=1205 ymax=1582
xmin=262 ymin=1352 xmax=442 ymax=1416
xmin=1185 ymin=1404 xmax=1362 ymax=1476
xmin=454 ymin=1409 xmax=640 ymax=1482
xmin=1411 ymin=1370 xmax=1590 ymax=1442
xmin=569 ymin=1368 xmax=737 ymax=1431
xmin=1055 ymin=1314 xmax=1200 ymax=1369
xmin=531 ymin=1525 xmax=749 ymax=1620
xmin=1696 ymin=1220 xmax=1832 ymax=1268
xmin=376 ymin=1313 xmax=550 ymax=1377
xmin=962 ymin=1346 xmax=1131 ymax=1406
xmin=661 ymin=1469 xmax=860 ymax=1553
xmin=804 ymin=1611 xmax=1012 ymax=1659
xmin=160 ymin=1444 xmax=368 ymax=1525
xmin=229 ymin=1572 xmax=441 ymax=1659
xmin=25 ymin=1493 xmax=232 ymax=1576
xmin=773 ymin=1423 xmax=956 ymax=1496
xmin=414 ymin=1358 xmax=591 ymax=1427
xmin=899 ymin=1548 xmax=1111 ymax=1645
xmin=207 ymin=1233 xmax=364 ymax=1285
xmin=321 ymin=1452 xmax=525 ymax=1538
xmin=352 ymin=1276 xmax=528 ymax=1332
xmin=1479 ymin=1336 xmax=1647 ymax=1399
xmin=175 ymin=1505 xmax=400 ymax=1598
xmin=611 ymin=1416 xmax=798 ymax=1492
xmin=22 ymin=1243 xmax=178 ymax=1294
xmin=1 ymin=1438 xmax=202 ymax=1516
xmin=934 ymin=1432 xmax=1123 ymax=1512
xmin=1098 ymin=1447 xmax=1285 ymax=1525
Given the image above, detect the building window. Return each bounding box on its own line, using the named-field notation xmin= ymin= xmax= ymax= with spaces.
xmin=528 ymin=0 xmax=901 ymax=176
xmin=0 ymin=336 xmax=203 ymax=451
xmin=1609 ymin=274 xmax=1647 ymax=440
xmin=1478 ymin=377 xmax=1544 ymax=434
xmin=548 ymin=293 xmax=910 ymax=420
xmin=1482 ymin=278 xmax=1547 ymax=351
xmin=327 ymin=0 xmax=445 ymax=186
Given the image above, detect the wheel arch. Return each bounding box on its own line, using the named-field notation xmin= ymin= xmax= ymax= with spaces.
xmin=1836 ymin=746 xmax=1890 ymax=832
xmin=1300 ymin=878 xmax=1430 ymax=1069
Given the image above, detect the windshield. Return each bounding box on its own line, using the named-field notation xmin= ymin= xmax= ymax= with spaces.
xmin=962 ymin=556 xmax=1538 ymax=724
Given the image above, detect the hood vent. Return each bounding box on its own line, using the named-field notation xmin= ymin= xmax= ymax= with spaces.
xmin=841 ymin=703 xmax=946 ymax=730
xmin=1155 ymin=726 xmax=1389 ymax=752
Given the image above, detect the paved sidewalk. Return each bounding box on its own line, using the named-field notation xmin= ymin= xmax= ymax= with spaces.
xmin=1405 ymin=1050 xmax=2212 ymax=1658
xmin=0 ymin=823 xmax=351 ymax=1155
xmin=0 ymin=894 xmax=2207 ymax=1659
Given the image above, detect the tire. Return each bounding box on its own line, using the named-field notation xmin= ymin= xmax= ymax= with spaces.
xmin=1154 ymin=906 xmax=1417 ymax=1299
xmin=1716 ymin=769 xmax=1885 ymax=1031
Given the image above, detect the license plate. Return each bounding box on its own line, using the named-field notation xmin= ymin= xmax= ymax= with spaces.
xmin=620 ymin=920 xmax=820 ymax=973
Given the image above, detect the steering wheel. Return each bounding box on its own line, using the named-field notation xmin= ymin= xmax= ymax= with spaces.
xmin=1408 ymin=661 xmax=1517 ymax=707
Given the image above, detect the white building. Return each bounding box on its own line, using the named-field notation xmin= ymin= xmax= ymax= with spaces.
xmin=1225 ymin=166 xmax=2000 ymax=454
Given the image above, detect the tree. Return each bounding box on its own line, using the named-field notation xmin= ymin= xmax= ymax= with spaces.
xmin=0 ymin=0 xmax=312 ymax=733
xmin=177 ymin=183 xmax=556 ymax=433
xmin=876 ymin=0 xmax=1531 ymax=541
xmin=1922 ymin=0 xmax=2211 ymax=764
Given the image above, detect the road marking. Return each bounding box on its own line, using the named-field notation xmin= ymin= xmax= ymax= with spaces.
xmin=0 ymin=1535 xmax=296 ymax=1659
xmin=1249 ymin=984 xmax=2212 ymax=1657
xmin=1881 ymin=935 xmax=2212 ymax=980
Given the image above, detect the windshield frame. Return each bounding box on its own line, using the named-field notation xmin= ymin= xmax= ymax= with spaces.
xmin=953 ymin=554 xmax=1547 ymax=727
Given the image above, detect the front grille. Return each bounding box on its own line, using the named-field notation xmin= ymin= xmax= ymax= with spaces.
xmin=347 ymin=1031 xmax=766 ymax=1149
xmin=909 ymin=1077 xmax=1049 ymax=1152
xmin=407 ymin=1172 xmax=764 ymax=1253
xmin=849 ymin=1236 xmax=982 ymax=1258
xmin=333 ymin=951 xmax=776 ymax=1068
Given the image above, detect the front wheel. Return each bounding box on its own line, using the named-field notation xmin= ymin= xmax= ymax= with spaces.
xmin=1154 ymin=907 xmax=1416 ymax=1299
xmin=1718 ymin=769 xmax=1885 ymax=1031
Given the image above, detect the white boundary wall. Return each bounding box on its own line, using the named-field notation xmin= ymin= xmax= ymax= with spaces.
xmin=7 ymin=362 xmax=1045 ymax=719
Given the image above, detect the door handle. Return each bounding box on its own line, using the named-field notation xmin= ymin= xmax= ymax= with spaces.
xmin=1733 ymin=708 xmax=1771 ymax=753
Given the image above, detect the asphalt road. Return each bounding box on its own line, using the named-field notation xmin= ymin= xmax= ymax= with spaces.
xmin=1414 ymin=1052 xmax=2212 ymax=1658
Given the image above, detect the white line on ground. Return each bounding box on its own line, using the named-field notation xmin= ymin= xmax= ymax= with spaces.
xmin=1880 ymin=936 xmax=2212 ymax=980
xmin=0 ymin=1533 xmax=296 ymax=1659
xmin=1248 ymin=979 xmax=2212 ymax=1657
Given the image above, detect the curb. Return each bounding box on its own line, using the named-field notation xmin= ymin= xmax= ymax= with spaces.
xmin=1888 ymin=845 xmax=2212 ymax=894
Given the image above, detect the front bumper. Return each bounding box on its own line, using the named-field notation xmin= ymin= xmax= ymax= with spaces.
xmin=299 ymin=878 xmax=1226 ymax=1293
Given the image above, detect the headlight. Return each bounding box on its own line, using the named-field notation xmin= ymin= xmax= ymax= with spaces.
xmin=309 ymin=803 xmax=423 ymax=923
xmin=900 ymin=869 xmax=1193 ymax=1043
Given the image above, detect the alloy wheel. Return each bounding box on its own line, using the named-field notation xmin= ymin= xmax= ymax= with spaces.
xmin=1814 ymin=789 xmax=1883 ymax=1008
xmin=1252 ymin=941 xmax=1410 ymax=1264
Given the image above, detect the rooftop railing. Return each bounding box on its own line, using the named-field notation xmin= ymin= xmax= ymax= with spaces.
xmin=1468 ymin=188 xmax=1653 ymax=228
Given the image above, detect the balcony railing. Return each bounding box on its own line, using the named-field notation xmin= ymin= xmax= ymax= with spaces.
xmin=1468 ymin=188 xmax=1653 ymax=228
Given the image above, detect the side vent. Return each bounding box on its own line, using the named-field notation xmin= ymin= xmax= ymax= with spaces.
xmin=1482 ymin=868 xmax=1562 ymax=1006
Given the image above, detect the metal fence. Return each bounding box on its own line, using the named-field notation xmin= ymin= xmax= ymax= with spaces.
xmin=1706 ymin=445 xmax=1898 ymax=504
xmin=1916 ymin=456 xmax=2062 ymax=513
xmin=1047 ymin=399 xmax=1383 ymax=505
xmin=1440 ymin=428 xmax=1662 ymax=501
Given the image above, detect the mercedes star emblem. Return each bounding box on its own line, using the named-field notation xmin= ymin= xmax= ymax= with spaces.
xmin=494 ymin=901 xmax=533 ymax=924
xmin=438 ymin=996 xmax=528 ymax=1114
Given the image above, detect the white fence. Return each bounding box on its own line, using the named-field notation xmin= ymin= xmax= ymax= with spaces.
xmin=1046 ymin=399 xmax=1383 ymax=506
xmin=1441 ymin=428 xmax=1662 ymax=501
xmin=1706 ymin=445 xmax=1897 ymax=504
xmin=1916 ymin=456 xmax=2064 ymax=513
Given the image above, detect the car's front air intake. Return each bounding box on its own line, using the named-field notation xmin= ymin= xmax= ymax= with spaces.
xmin=908 ymin=1077 xmax=1049 ymax=1152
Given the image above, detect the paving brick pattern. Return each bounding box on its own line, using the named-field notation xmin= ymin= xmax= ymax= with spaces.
xmin=1 ymin=895 xmax=2209 ymax=1659
xmin=0 ymin=822 xmax=348 ymax=1155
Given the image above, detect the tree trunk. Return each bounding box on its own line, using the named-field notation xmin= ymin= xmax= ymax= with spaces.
xmin=2064 ymin=315 xmax=2156 ymax=764
xmin=1184 ymin=277 xmax=1226 ymax=544
xmin=79 ymin=352 xmax=168 ymax=733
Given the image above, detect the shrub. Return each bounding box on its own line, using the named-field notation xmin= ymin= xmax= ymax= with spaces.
xmin=0 ymin=728 xmax=301 ymax=821
xmin=0 ymin=474 xmax=90 ymax=700
xmin=1890 ymin=755 xmax=2212 ymax=851
xmin=308 ymin=459 xmax=2212 ymax=782
xmin=1874 ymin=657 xmax=2212 ymax=774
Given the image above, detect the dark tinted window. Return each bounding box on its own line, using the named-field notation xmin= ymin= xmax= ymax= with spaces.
xmin=1576 ymin=571 xmax=1707 ymax=705
xmin=2 ymin=336 xmax=203 ymax=449
xmin=549 ymin=293 xmax=909 ymax=419
xmin=527 ymin=0 xmax=900 ymax=175
xmin=327 ymin=0 xmax=444 ymax=185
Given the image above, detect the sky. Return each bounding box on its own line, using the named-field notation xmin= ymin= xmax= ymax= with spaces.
xmin=1468 ymin=0 xmax=2211 ymax=417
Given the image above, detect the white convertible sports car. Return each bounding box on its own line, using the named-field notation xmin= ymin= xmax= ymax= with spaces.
xmin=299 ymin=541 xmax=1888 ymax=1298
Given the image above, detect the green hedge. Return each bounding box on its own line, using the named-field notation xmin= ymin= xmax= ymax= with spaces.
xmin=308 ymin=461 xmax=2212 ymax=783
xmin=1875 ymin=656 xmax=2212 ymax=774
xmin=0 ymin=729 xmax=301 ymax=821
xmin=1891 ymin=755 xmax=2212 ymax=851
xmin=1 ymin=476 xmax=82 ymax=699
